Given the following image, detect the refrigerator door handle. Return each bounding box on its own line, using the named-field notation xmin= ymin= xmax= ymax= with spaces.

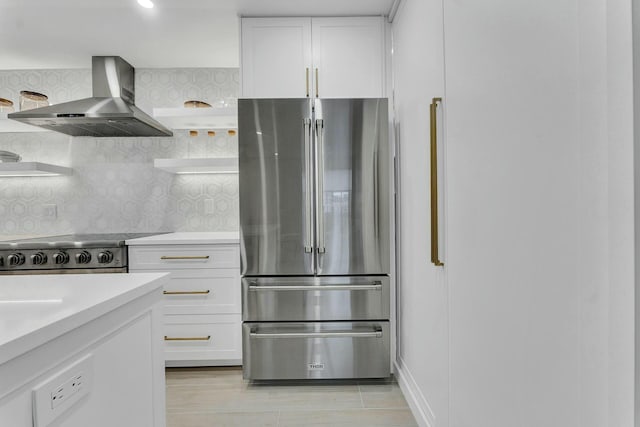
xmin=304 ymin=118 xmax=313 ymax=253
xmin=315 ymin=118 xmax=326 ymax=254
xmin=248 ymin=283 xmax=383 ymax=291
xmin=250 ymin=329 xmax=383 ymax=339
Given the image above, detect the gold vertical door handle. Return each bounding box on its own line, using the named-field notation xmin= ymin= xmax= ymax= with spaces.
xmin=306 ymin=68 xmax=310 ymax=97
xmin=315 ymin=68 xmax=319 ymax=98
xmin=430 ymin=97 xmax=444 ymax=266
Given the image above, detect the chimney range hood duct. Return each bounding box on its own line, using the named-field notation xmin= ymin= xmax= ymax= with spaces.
xmin=8 ymin=56 xmax=173 ymax=137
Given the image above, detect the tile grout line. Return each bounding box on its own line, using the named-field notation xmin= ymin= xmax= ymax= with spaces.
xmin=276 ymin=410 xmax=281 ymax=427
xmin=358 ymin=384 xmax=365 ymax=409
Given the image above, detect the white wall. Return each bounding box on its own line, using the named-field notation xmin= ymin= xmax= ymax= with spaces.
xmin=392 ymin=0 xmax=635 ymax=426
xmin=0 ymin=68 xmax=240 ymax=237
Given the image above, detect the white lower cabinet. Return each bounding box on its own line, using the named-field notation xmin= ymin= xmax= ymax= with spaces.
xmin=164 ymin=314 xmax=242 ymax=365
xmin=162 ymin=268 xmax=240 ymax=315
xmin=129 ymin=243 xmax=241 ymax=366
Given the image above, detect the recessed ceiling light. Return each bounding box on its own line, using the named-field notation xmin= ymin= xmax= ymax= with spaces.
xmin=137 ymin=0 xmax=154 ymax=8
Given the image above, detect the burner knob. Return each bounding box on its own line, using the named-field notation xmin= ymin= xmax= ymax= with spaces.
xmin=97 ymin=251 xmax=114 ymax=264
xmin=30 ymin=252 xmax=48 ymax=265
xmin=75 ymin=251 xmax=92 ymax=264
xmin=7 ymin=253 xmax=26 ymax=266
xmin=53 ymin=252 xmax=70 ymax=265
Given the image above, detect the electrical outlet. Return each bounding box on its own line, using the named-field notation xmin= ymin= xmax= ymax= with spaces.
xmin=49 ymin=371 xmax=85 ymax=410
xmin=50 ymin=383 xmax=66 ymax=408
xmin=69 ymin=373 xmax=84 ymax=394
xmin=204 ymin=199 xmax=215 ymax=214
xmin=42 ymin=204 xmax=57 ymax=219
xmin=33 ymin=354 xmax=93 ymax=427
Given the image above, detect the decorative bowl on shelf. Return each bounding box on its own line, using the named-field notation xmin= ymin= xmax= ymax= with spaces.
xmin=184 ymin=100 xmax=211 ymax=108
xmin=19 ymin=91 xmax=48 ymax=111
xmin=0 ymin=98 xmax=14 ymax=113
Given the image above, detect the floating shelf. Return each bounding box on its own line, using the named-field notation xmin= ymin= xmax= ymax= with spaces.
xmin=153 ymin=107 xmax=237 ymax=130
xmin=0 ymin=162 xmax=73 ymax=177
xmin=154 ymin=158 xmax=238 ymax=174
xmin=0 ymin=113 xmax=48 ymax=133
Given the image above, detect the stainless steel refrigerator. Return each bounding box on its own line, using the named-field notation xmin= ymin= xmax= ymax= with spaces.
xmin=239 ymin=98 xmax=390 ymax=380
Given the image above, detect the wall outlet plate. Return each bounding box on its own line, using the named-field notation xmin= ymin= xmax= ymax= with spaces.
xmin=42 ymin=204 xmax=57 ymax=219
xmin=32 ymin=353 xmax=93 ymax=427
xmin=204 ymin=199 xmax=215 ymax=214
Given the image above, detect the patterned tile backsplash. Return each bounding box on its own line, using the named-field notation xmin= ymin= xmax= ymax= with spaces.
xmin=0 ymin=68 xmax=240 ymax=237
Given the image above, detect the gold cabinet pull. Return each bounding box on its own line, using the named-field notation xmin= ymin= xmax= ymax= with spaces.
xmin=315 ymin=68 xmax=319 ymax=98
xmin=160 ymin=255 xmax=210 ymax=260
xmin=306 ymin=67 xmax=310 ymax=97
xmin=430 ymin=97 xmax=444 ymax=266
xmin=163 ymin=290 xmax=210 ymax=295
xmin=164 ymin=336 xmax=211 ymax=341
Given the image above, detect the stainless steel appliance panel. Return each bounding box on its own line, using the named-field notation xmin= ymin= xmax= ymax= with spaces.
xmin=242 ymin=276 xmax=390 ymax=321
xmin=243 ymin=321 xmax=390 ymax=380
xmin=239 ymin=99 xmax=315 ymax=276
xmin=314 ymin=98 xmax=390 ymax=275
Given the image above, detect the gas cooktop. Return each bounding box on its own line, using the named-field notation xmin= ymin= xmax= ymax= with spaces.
xmin=0 ymin=233 xmax=166 ymax=249
xmin=0 ymin=232 xmax=169 ymax=273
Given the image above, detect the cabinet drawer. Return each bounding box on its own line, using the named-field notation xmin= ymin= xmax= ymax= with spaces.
xmin=155 ymin=269 xmax=240 ymax=315
xmin=243 ymin=321 xmax=390 ymax=380
xmin=129 ymin=245 xmax=239 ymax=269
xmin=242 ymin=276 xmax=389 ymax=321
xmin=163 ymin=314 xmax=241 ymax=362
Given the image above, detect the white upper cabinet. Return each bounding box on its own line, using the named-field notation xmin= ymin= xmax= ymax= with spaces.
xmin=311 ymin=17 xmax=385 ymax=98
xmin=241 ymin=18 xmax=312 ymax=98
xmin=241 ymin=17 xmax=386 ymax=98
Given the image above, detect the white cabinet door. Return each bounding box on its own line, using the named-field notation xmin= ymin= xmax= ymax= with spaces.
xmin=163 ymin=269 xmax=240 ymax=315
xmin=128 ymin=243 xmax=242 ymax=366
xmin=241 ymin=17 xmax=312 ymax=98
xmin=241 ymin=16 xmax=386 ymax=98
xmin=164 ymin=314 xmax=242 ymax=363
xmin=311 ymin=17 xmax=386 ymax=98
xmin=128 ymin=244 xmax=239 ymax=269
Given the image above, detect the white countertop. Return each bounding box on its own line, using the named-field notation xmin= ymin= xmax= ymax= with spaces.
xmin=0 ymin=272 xmax=169 ymax=365
xmin=0 ymin=234 xmax=53 ymax=242
xmin=126 ymin=231 xmax=239 ymax=245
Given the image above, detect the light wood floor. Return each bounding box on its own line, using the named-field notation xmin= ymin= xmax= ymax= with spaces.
xmin=165 ymin=367 xmax=417 ymax=427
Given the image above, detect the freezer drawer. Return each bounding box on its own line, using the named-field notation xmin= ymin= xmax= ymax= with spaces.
xmin=242 ymin=321 xmax=390 ymax=380
xmin=242 ymin=276 xmax=389 ymax=321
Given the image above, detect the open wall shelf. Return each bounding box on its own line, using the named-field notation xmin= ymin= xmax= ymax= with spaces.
xmin=154 ymin=157 xmax=238 ymax=174
xmin=153 ymin=107 xmax=237 ymax=130
xmin=0 ymin=162 xmax=73 ymax=177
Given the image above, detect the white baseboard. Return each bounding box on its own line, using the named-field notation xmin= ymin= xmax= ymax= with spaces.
xmin=394 ymin=358 xmax=436 ymax=427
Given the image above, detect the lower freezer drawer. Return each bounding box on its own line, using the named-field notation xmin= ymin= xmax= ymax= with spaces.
xmin=242 ymin=321 xmax=390 ymax=380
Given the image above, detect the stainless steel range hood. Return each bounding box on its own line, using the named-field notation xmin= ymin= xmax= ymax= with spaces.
xmin=8 ymin=56 xmax=173 ymax=137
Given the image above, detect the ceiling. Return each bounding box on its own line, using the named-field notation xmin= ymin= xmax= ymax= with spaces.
xmin=0 ymin=0 xmax=396 ymax=70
